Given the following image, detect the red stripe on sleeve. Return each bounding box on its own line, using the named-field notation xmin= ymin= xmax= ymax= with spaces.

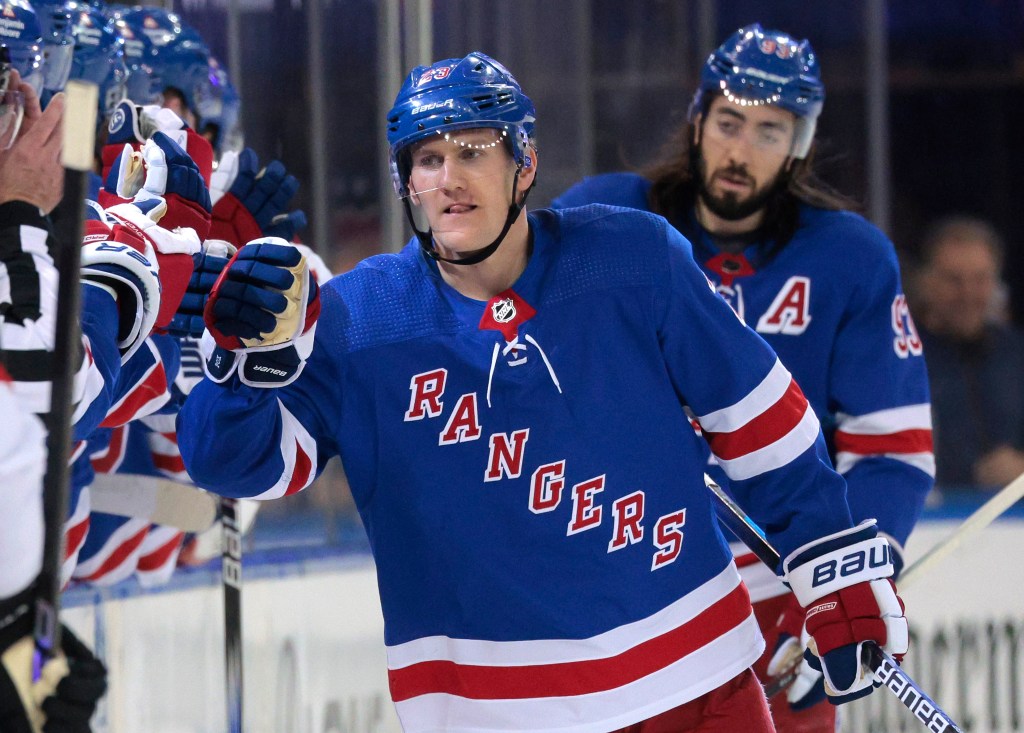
xmin=137 ymin=532 xmax=185 ymax=571
xmin=152 ymin=452 xmax=187 ymax=475
xmin=100 ymin=361 xmax=168 ymax=427
xmin=63 ymin=517 xmax=91 ymax=560
xmin=703 ymin=379 xmax=809 ymax=461
xmin=78 ymin=526 xmax=149 ymax=582
xmin=283 ymin=440 xmax=312 ymax=496
xmin=91 ymin=426 xmax=127 ymax=473
xmin=834 ymin=428 xmax=933 ymax=456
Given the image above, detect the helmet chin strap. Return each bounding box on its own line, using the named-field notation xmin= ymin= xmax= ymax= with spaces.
xmin=405 ymin=165 xmax=534 ymax=267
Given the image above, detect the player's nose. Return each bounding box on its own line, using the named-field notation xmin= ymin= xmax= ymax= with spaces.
xmin=438 ymin=158 xmax=467 ymax=192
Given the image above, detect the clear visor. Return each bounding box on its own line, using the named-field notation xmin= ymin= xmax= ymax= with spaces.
xmin=718 ymin=82 xmax=817 ymax=159
xmin=0 ymin=90 xmax=25 ymax=150
xmin=397 ymin=127 xmax=514 ymax=197
xmin=400 ymin=128 xmax=519 ymax=234
xmin=43 ymin=43 xmax=73 ymax=93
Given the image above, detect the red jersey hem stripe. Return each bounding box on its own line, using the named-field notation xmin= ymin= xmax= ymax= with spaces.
xmin=388 ymin=581 xmax=752 ymax=702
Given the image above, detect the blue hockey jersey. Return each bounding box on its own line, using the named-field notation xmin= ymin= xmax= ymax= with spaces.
xmin=554 ymin=174 xmax=934 ymax=574
xmin=180 ymin=206 xmax=859 ymax=733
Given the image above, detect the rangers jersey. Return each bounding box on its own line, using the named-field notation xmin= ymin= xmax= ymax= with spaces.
xmin=554 ymin=173 xmax=934 ymax=598
xmin=181 ymin=205 xmax=860 ymax=733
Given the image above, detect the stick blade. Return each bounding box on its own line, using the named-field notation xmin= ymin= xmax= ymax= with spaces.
xmin=90 ymin=473 xmax=218 ymax=532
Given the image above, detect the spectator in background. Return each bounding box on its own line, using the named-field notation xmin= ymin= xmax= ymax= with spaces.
xmin=914 ymin=216 xmax=1024 ymax=490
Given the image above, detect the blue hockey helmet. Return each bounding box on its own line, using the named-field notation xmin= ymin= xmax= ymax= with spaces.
xmin=108 ymin=9 xmax=162 ymax=104
xmin=68 ymin=1 xmax=128 ymax=120
xmin=118 ymin=7 xmax=217 ymax=122
xmin=386 ymin=51 xmax=536 ymax=199
xmin=0 ymin=0 xmax=44 ymax=94
xmin=31 ymin=0 xmax=75 ymax=100
xmin=692 ymin=24 xmax=824 ymax=159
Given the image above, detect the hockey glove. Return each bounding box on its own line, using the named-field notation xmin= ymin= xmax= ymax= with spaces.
xmin=166 ymin=239 xmax=237 ymax=338
xmin=80 ymin=202 xmax=161 ymax=364
xmin=202 ymin=238 xmax=320 ymax=388
xmin=108 ymin=132 xmax=212 ymax=239
xmin=99 ymin=134 xmax=208 ymax=333
xmin=0 ymin=589 xmax=107 ymax=733
xmin=100 ymin=101 xmax=214 ymax=200
xmin=782 ymin=521 xmax=908 ymax=706
xmin=208 ymin=148 xmax=301 ymax=248
xmin=764 ymin=592 xmax=826 ymax=710
xmin=261 ymin=210 xmax=307 ymax=243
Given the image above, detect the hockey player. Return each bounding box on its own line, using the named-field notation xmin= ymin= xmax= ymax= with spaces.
xmin=552 ymin=24 xmax=934 ymax=732
xmin=179 ymin=51 xmax=909 ymax=733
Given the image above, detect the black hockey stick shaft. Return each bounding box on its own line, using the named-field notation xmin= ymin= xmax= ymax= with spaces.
xmin=704 ymin=474 xmax=964 ymax=733
xmin=221 ymin=496 xmax=244 ymax=733
xmin=34 ymin=81 xmax=97 ymax=675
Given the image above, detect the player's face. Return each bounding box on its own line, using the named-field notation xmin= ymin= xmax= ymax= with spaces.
xmin=162 ymin=89 xmax=197 ymax=129
xmin=407 ymin=128 xmax=529 ymax=256
xmin=924 ymin=238 xmax=1001 ymax=339
xmin=695 ymin=96 xmax=796 ymax=222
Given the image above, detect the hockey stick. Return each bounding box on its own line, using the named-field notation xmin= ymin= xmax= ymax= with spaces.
xmin=221 ymin=496 xmax=244 ymax=733
xmin=705 ymin=475 xmax=965 ymax=733
xmin=89 ymin=472 xmax=218 ymax=532
xmin=34 ymin=80 xmax=97 ymax=676
xmin=762 ymin=470 xmax=1024 ymax=697
xmin=898 ymin=469 xmax=1024 ymax=588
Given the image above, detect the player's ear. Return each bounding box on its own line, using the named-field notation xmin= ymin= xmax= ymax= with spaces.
xmin=692 ymin=114 xmax=703 ymax=148
xmin=519 ymin=145 xmax=538 ymax=190
xmin=408 ymin=179 xmax=422 ymax=206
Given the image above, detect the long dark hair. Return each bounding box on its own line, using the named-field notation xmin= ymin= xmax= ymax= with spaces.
xmin=643 ymin=111 xmax=859 ymax=246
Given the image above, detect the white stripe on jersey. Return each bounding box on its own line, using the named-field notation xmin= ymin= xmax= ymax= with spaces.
xmin=696 ymin=359 xmax=792 ymax=433
xmin=835 ymin=404 xmax=932 ymax=434
xmin=389 ymin=564 xmax=761 ymax=733
xmin=713 ymin=404 xmax=820 ymax=481
xmin=251 ymin=399 xmax=318 ymax=499
xmin=835 ymin=450 xmax=936 ymax=476
xmin=389 ymin=562 xmax=744 ymax=668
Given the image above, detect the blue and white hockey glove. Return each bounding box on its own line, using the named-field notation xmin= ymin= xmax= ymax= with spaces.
xmin=782 ymin=521 xmax=908 ymax=706
xmin=208 ymin=148 xmax=303 ymax=248
xmin=201 ymin=238 xmax=320 ymax=388
xmin=166 ymin=240 xmax=236 ymax=338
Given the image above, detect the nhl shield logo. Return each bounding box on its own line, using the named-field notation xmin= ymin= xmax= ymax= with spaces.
xmin=491 ymin=298 xmax=516 ymax=324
